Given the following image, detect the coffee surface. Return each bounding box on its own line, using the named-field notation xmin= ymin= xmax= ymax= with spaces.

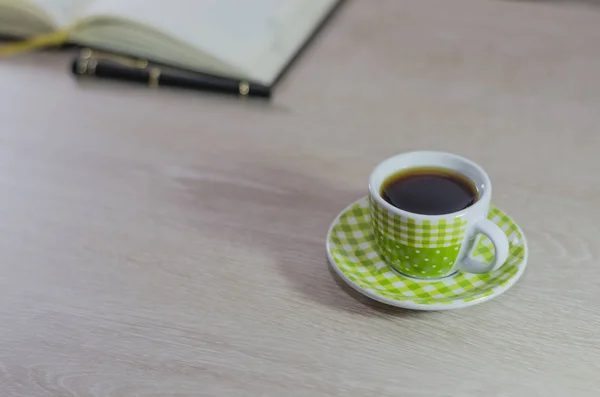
xmin=380 ymin=167 xmax=477 ymax=215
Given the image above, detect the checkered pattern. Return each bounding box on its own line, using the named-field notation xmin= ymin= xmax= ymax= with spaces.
xmin=369 ymin=196 xmax=467 ymax=248
xmin=328 ymin=198 xmax=526 ymax=306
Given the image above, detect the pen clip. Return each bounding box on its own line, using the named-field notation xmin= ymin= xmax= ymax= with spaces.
xmin=77 ymin=48 xmax=162 ymax=88
xmin=80 ymin=48 xmax=149 ymax=69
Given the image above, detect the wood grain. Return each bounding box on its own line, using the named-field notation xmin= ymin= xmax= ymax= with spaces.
xmin=1 ymin=0 xmax=600 ymax=396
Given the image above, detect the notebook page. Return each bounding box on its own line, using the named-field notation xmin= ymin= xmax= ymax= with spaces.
xmin=245 ymin=0 xmax=339 ymax=84
xmin=80 ymin=0 xmax=334 ymax=83
xmin=27 ymin=0 xmax=93 ymax=26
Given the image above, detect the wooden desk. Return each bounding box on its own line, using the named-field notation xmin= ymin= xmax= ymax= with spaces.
xmin=1 ymin=1 xmax=600 ymax=395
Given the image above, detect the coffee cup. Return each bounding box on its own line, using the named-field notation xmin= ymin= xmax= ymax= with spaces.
xmin=368 ymin=151 xmax=509 ymax=280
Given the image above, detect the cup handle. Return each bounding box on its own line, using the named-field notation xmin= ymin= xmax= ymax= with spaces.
xmin=459 ymin=218 xmax=510 ymax=274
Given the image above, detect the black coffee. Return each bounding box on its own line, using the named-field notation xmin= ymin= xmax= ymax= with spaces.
xmin=380 ymin=167 xmax=478 ymax=215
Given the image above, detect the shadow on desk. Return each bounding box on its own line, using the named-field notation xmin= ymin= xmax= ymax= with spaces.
xmin=242 ymin=166 xmax=426 ymax=318
xmin=169 ymin=160 xmax=428 ymax=318
xmin=325 ymin=265 xmax=428 ymax=317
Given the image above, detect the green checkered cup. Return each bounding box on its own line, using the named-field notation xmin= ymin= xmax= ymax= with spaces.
xmin=369 ymin=151 xmax=509 ymax=280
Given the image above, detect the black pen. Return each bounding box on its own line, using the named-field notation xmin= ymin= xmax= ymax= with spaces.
xmin=70 ymin=49 xmax=271 ymax=99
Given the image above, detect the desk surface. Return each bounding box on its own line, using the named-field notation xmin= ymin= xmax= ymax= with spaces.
xmin=2 ymin=1 xmax=600 ymax=396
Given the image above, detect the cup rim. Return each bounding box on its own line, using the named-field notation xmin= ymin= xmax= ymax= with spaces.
xmin=368 ymin=151 xmax=492 ymax=220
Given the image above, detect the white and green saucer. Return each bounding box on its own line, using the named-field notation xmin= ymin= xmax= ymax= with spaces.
xmin=326 ymin=197 xmax=528 ymax=311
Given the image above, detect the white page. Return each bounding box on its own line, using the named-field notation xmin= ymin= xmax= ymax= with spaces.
xmin=80 ymin=0 xmax=332 ymax=82
xmin=27 ymin=0 xmax=93 ymax=26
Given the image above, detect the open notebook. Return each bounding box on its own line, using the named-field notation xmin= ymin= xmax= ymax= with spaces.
xmin=0 ymin=0 xmax=341 ymax=86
